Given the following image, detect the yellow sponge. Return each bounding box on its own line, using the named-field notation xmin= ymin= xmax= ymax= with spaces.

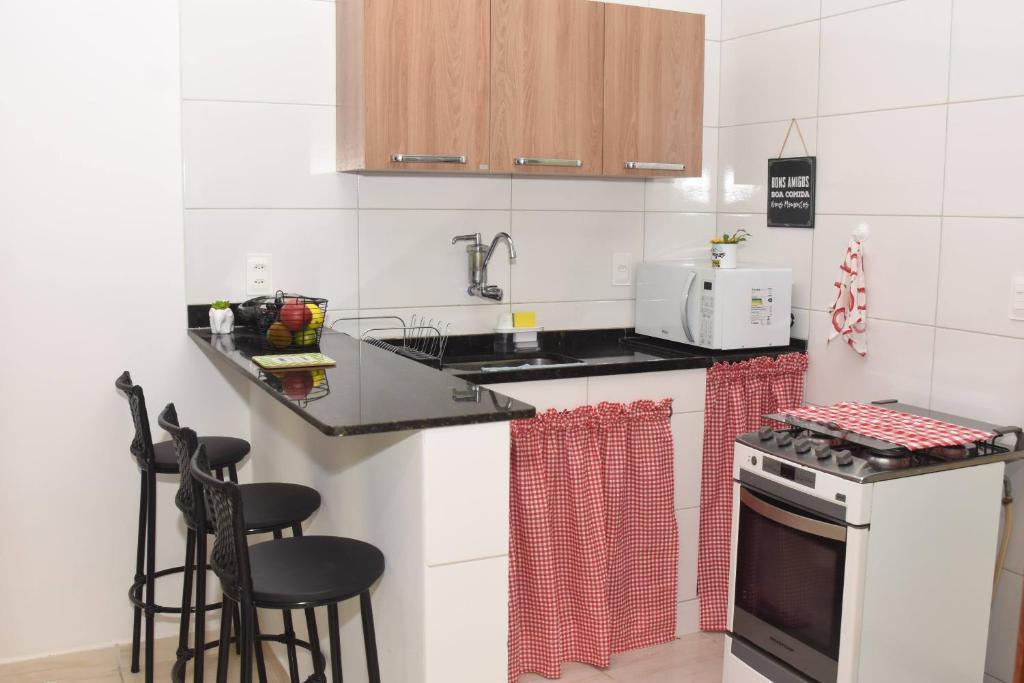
xmin=513 ymin=311 xmax=537 ymax=328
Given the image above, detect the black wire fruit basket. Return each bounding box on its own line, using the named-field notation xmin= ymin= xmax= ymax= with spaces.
xmin=237 ymin=291 xmax=328 ymax=351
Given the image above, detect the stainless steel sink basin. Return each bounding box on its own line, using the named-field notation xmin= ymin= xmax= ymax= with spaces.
xmin=443 ymin=352 xmax=585 ymax=373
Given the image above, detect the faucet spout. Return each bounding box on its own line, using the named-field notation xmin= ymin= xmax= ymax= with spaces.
xmin=483 ymin=232 xmax=517 ymax=268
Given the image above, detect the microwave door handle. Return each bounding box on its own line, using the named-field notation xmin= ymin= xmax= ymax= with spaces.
xmin=680 ymin=271 xmax=697 ymax=343
xmin=740 ymin=488 xmax=847 ymax=542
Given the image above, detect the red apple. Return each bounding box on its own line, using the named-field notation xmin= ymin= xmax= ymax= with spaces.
xmin=280 ymin=301 xmax=313 ymax=332
xmin=281 ymin=371 xmax=315 ymax=400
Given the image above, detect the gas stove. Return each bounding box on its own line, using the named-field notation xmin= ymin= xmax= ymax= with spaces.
xmin=738 ymin=401 xmax=1023 ymax=484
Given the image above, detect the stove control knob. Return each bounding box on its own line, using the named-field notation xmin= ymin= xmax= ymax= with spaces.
xmin=793 ymin=437 xmax=812 ymax=454
xmin=813 ymin=442 xmax=832 ymax=460
xmin=834 ymin=450 xmax=854 ymax=467
xmin=776 ymin=432 xmax=793 ymax=447
xmin=757 ymin=426 xmax=775 ymax=442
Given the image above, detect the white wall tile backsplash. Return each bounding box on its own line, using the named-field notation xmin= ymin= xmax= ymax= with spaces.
xmin=719 ymin=20 xmax=820 ymax=126
xmin=644 ymin=212 xmax=717 ymax=261
xmin=180 ymin=0 xmax=335 ymax=106
xmin=646 ymin=127 xmax=719 ymax=213
xmin=182 ymin=100 xmax=357 ymax=209
xmin=816 ymin=106 xmax=947 ymax=215
xmin=949 ymin=0 xmax=1024 ymax=102
xmin=358 ymin=210 xmax=511 ymax=309
xmin=721 ymin=0 xmax=821 ymax=39
xmin=714 ymin=2 xmax=1024 ymax=673
xmin=510 ymin=211 xmax=644 ymax=303
xmin=818 ymin=0 xmax=952 ymax=116
xmin=944 ymin=97 xmax=1024 ymax=217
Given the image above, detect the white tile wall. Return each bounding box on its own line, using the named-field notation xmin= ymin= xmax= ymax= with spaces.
xmin=949 ymin=0 xmax=1024 ymax=102
xmin=720 ymin=20 xmax=820 ymax=126
xmin=181 ymin=0 xmax=723 ymax=336
xmin=716 ymin=2 xmax=1024 ymax=673
xmin=944 ymin=98 xmax=1024 ymax=217
xmin=818 ymin=0 xmax=952 ymax=116
xmin=816 ymin=106 xmax=948 ymax=216
xmin=644 ymin=212 xmax=717 ymax=262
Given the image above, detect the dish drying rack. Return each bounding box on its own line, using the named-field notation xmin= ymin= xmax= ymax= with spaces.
xmin=330 ymin=314 xmax=451 ymax=368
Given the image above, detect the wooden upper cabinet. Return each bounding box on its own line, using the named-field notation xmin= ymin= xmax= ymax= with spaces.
xmin=603 ymin=5 xmax=704 ymax=178
xmin=490 ymin=0 xmax=604 ymax=175
xmin=337 ymin=0 xmax=490 ymax=173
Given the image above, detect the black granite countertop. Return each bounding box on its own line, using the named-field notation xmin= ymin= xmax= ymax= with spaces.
xmin=434 ymin=329 xmax=807 ymax=384
xmin=189 ymin=328 xmax=535 ymax=436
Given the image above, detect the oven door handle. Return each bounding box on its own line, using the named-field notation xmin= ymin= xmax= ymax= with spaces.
xmin=741 ymin=487 xmax=847 ymax=542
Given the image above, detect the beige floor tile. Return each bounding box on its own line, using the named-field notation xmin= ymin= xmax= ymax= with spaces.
xmin=606 ymin=634 xmax=724 ymax=683
xmin=0 ymin=646 xmax=121 ymax=683
xmin=518 ymin=659 xmax=615 ymax=682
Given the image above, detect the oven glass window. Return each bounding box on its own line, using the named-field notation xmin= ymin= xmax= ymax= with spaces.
xmin=735 ymin=489 xmax=846 ymax=660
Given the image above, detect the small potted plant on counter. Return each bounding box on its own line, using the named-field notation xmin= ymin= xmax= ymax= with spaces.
xmin=209 ymin=299 xmax=234 ymax=335
xmin=710 ymin=229 xmax=751 ymax=269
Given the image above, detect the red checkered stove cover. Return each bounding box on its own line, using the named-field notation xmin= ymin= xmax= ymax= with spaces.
xmin=780 ymin=402 xmax=994 ymax=451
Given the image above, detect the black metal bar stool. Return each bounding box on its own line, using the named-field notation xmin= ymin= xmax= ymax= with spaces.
xmin=191 ymin=444 xmax=385 ymax=683
xmin=115 ymin=371 xmax=251 ymax=683
xmin=159 ymin=404 xmax=323 ymax=683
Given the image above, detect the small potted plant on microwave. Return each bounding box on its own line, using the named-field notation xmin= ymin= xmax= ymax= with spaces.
xmin=710 ymin=229 xmax=751 ymax=269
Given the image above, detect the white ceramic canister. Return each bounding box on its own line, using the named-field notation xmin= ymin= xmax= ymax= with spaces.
xmin=711 ymin=242 xmax=738 ymax=269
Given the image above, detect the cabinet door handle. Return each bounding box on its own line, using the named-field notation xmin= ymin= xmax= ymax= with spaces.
xmin=392 ymin=154 xmax=467 ymax=164
xmin=624 ymin=161 xmax=686 ymax=172
xmin=514 ymin=157 xmax=583 ymax=168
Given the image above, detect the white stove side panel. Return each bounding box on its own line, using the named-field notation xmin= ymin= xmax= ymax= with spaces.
xmin=856 ymin=462 xmax=1005 ymax=682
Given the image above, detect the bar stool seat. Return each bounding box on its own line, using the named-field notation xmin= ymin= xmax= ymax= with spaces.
xmin=238 ymin=484 xmax=322 ymax=535
xmin=153 ymin=436 xmax=250 ymax=475
xmin=249 ymin=536 xmax=385 ymax=608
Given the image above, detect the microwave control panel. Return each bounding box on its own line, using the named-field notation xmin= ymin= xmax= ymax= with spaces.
xmin=699 ymin=280 xmax=714 ymax=345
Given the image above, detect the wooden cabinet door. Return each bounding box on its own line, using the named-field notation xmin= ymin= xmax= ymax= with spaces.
xmin=490 ymin=0 xmax=604 ymax=175
xmin=603 ymin=5 xmax=704 ymax=178
xmin=363 ymin=0 xmax=490 ymax=172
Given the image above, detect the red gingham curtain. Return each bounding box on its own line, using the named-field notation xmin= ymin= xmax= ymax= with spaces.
xmin=508 ymin=400 xmax=678 ymax=682
xmin=697 ymin=353 xmax=809 ymax=632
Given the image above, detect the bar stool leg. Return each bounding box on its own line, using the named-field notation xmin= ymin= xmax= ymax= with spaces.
xmin=177 ymin=528 xmax=196 ymax=658
xmin=273 ymin=529 xmax=301 ymax=683
xmin=359 ymin=592 xmax=381 ymax=683
xmin=216 ymin=596 xmax=232 ymax=683
xmin=194 ymin=532 xmax=209 ymax=683
xmin=130 ymin=472 xmax=148 ymax=673
xmin=327 ymin=604 xmax=344 ymax=683
xmin=144 ymin=472 xmax=157 ymax=683
xmin=305 ymin=609 xmax=326 ymax=683
xmin=252 ymin=609 xmax=269 ymax=683
xmin=228 ymin=464 xmax=239 ymax=484
xmin=240 ymin=601 xmax=254 ymax=683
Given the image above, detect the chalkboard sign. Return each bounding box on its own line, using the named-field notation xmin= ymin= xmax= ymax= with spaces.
xmin=768 ymin=156 xmax=816 ymax=228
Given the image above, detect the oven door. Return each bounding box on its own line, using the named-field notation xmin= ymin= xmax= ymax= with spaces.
xmin=732 ymin=485 xmax=848 ymax=683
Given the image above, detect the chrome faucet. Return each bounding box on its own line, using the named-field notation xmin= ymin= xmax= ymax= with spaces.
xmin=451 ymin=232 xmax=517 ymax=301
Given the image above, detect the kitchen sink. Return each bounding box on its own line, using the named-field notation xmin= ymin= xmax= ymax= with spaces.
xmin=442 ymin=352 xmax=585 ymax=374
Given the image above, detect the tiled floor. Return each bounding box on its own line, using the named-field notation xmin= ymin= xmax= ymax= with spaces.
xmin=0 ymin=632 xmax=723 ymax=683
xmin=0 ymin=633 xmax=288 ymax=683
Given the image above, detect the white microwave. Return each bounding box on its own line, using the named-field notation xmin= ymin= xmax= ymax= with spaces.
xmin=635 ymin=262 xmax=792 ymax=350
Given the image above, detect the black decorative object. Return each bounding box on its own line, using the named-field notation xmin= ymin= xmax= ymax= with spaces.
xmin=768 ymin=156 xmax=816 ymax=228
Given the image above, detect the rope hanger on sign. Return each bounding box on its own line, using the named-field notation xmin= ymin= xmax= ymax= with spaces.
xmin=777 ymin=118 xmax=810 ymax=158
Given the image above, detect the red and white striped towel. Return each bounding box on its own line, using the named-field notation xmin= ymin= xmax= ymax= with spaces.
xmin=781 ymin=402 xmax=994 ymax=451
xmin=828 ymin=229 xmax=868 ymax=356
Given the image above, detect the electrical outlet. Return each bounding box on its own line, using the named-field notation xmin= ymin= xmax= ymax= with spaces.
xmin=246 ymin=254 xmax=273 ymax=296
xmin=612 ymin=252 xmax=632 ymax=286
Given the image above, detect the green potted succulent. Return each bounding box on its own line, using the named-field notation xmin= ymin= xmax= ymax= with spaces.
xmin=710 ymin=229 xmax=751 ymax=269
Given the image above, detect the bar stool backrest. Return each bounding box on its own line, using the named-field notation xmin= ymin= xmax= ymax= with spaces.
xmin=114 ymin=371 xmax=155 ymax=471
xmin=190 ymin=445 xmax=253 ymax=601
xmin=157 ymin=403 xmax=203 ymax=530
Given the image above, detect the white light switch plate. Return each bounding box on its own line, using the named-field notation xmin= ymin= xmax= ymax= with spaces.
xmin=246 ymin=254 xmax=273 ymax=296
xmin=1011 ymin=273 xmax=1024 ymax=321
xmin=612 ymin=252 xmax=632 ymax=286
